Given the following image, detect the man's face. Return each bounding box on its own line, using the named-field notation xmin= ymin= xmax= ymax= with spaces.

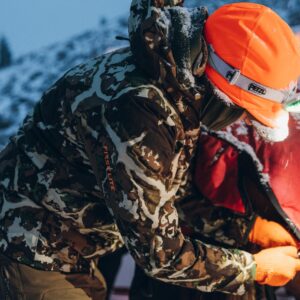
xmin=234 ymin=107 xmax=292 ymax=142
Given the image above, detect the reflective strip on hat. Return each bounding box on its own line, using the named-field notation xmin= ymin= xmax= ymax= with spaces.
xmin=208 ymin=45 xmax=296 ymax=104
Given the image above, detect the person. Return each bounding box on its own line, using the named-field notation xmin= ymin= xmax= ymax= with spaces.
xmin=1 ymin=1 xmax=300 ymax=299
xmin=129 ymin=115 xmax=300 ymax=300
xmin=191 ymin=114 xmax=300 ymax=300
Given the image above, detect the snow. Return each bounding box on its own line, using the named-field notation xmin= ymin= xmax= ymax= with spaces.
xmin=251 ymin=118 xmax=289 ymax=142
xmin=0 ymin=17 xmax=128 ymax=148
xmin=0 ymin=0 xmax=131 ymax=57
xmin=0 ymin=0 xmax=298 ymax=149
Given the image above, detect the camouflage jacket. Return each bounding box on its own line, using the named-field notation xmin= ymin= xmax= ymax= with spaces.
xmin=0 ymin=0 xmax=256 ymax=295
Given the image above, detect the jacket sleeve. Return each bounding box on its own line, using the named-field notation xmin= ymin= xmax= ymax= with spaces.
xmin=177 ymin=192 xmax=256 ymax=248
xmin=174 ymin=141 xmax=256 ymax=248
xmin=78 ymin=88 xmax=256 ymax=295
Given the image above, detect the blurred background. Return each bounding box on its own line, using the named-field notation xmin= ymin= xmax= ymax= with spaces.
xmin=0 ymin=1 xmax=299 ymax=299
xmin=0 ymin=0 xmax=299 ymax=148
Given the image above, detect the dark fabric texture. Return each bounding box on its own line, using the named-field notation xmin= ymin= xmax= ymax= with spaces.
xmin=198 ymin=78 xmax=245 ymax=131
xmin=129 ymin=264 xmax=269 ymax=300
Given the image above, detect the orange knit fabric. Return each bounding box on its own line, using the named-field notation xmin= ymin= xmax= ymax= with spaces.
xmin=204 ymin=3 xmax=300 ymax=128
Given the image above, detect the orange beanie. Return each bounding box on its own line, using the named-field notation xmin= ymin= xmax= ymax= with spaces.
xmin=204 ymin=2 xmax=300 ymax=128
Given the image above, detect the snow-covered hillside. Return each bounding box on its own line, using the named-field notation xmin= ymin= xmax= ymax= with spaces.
xmin=0 ymin=0 xmax=299 ymax=148
xmin=0 ymin=16 xmax=128 ymax=148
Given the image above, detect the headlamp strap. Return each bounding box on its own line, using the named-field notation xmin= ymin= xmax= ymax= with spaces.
xmin=208 ymin=45 xmax=295 ymax=104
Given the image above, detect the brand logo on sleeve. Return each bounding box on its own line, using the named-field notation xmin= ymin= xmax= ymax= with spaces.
xmin=103 ymin=144 xmax=116 ymax=192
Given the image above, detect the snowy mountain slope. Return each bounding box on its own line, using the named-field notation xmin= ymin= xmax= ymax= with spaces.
xmin=0 ymin=0 xmax=300 ymax=149
xmin=0 ymin=17 xmax=128 ymax=148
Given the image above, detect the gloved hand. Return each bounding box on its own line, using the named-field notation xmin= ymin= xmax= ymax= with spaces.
xmin=249 ymin=216 xmax=297 ymax=248
xmin=254 ymin=246 xmax=300 ymax=286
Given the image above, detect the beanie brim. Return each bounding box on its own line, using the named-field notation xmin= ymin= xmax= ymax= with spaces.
xmin=206 ymin=66 xmax=290 ymax=141
xmin=206 ymin=65 xmax=288 ymax=128
xmin=203 ymin=1 xmax=300 ymax=142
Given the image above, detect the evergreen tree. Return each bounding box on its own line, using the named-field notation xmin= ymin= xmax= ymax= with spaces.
xmin=0 ymin=37 xmax=12 ymax=69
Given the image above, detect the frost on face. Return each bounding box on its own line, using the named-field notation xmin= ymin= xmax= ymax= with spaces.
xmin=251 ymin=118 xmax=289 ymax=142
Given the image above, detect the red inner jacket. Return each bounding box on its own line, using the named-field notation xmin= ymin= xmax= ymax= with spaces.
xmin=195 ymin=116 xmax=300 ymax=231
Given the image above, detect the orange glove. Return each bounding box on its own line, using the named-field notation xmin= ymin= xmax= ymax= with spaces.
xmin=254 ymin=246 xmax=300 ymax=286
xmin=249 ymin=216 xmax=297 ymax=248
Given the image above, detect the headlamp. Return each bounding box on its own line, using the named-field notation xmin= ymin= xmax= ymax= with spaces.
xmin=284 ymin=95 xmax=300 ymax=113
xmin=208 ymin=45 xmax=300 ymax=114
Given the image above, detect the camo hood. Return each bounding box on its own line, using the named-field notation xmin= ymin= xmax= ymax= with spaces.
xmin=128 ymin=0 xmax=208 ymax=101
